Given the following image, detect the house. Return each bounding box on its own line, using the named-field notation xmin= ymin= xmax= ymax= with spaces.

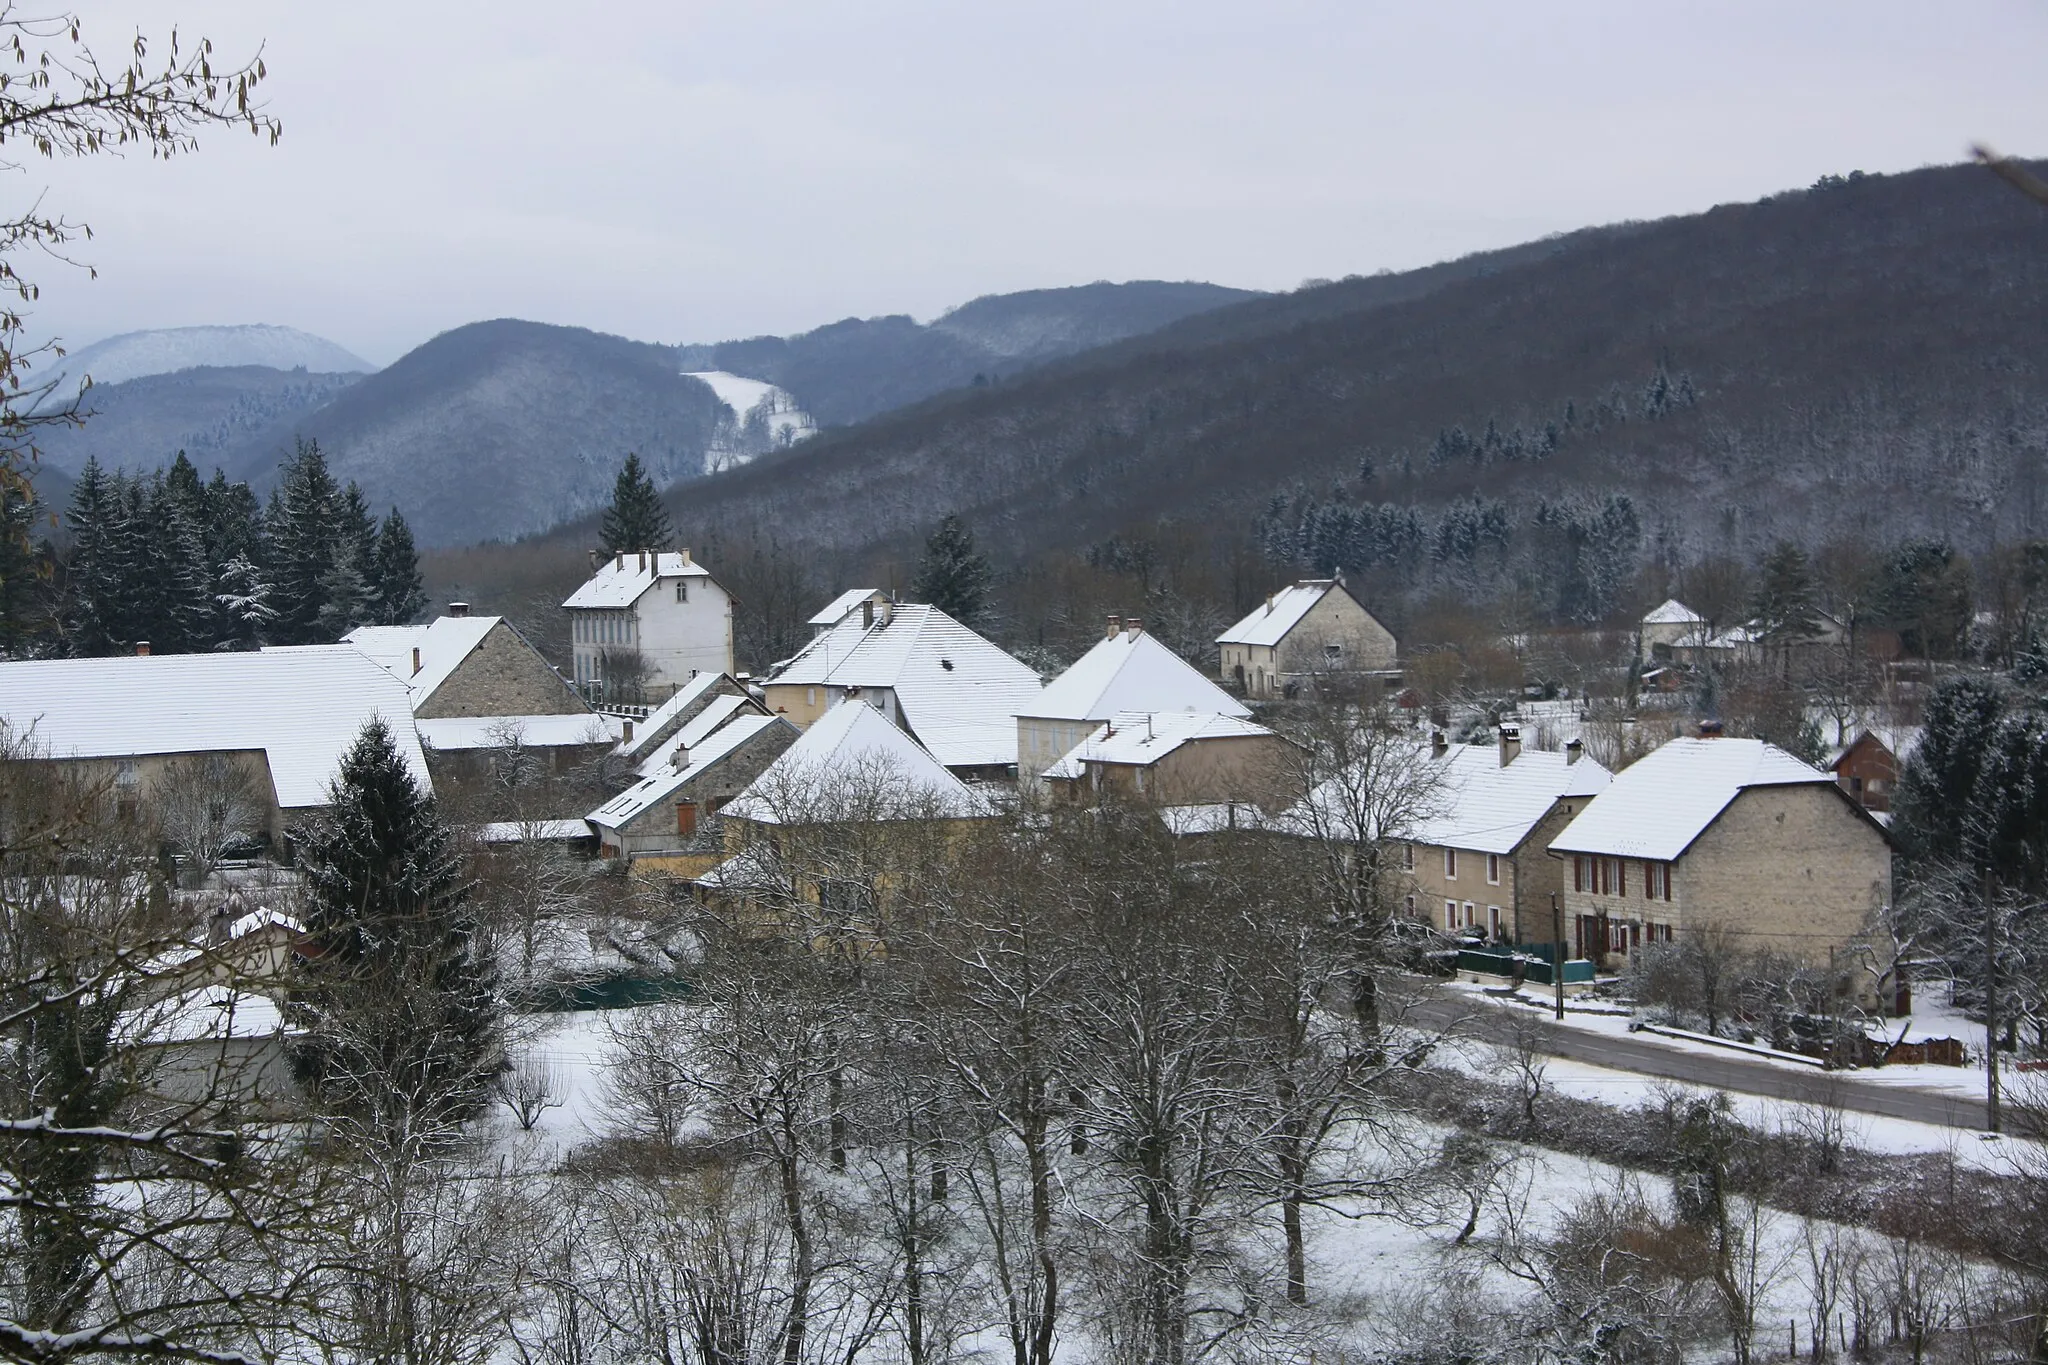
xmin=413 ymin=712 xmax=625 ymax=786
xmin=722 ymin=697 xmax=988 ymax=826
xmin=1018 ymin=617 xmax=1249 ymax=790
xmin=344 ymin=609 xmax=589 ymax=720
xmin=1217 ymin=579 xmax=1398 ymax=699
xmin=562 ymin=548 xmax=735 ymax=702
xmin=586 ymin=712 xmax=798 ymax=874
xmin=0 ymin=646 xmax=429 ymax=844
xmin=1041 ymin=711 xmax=1292 ymax=810
xmin=761 ymin=599 xmax=1044 ymax=778
xmin=1548 ymin=735 xmax=1894 ymax=970
xmin=1826 ymin=729 xmax=1906 ymax=816
xmin=1641 ymin=600 xmax=1708 ymax=656
xmin=1390 ymin=727 xmax=1612 ymax=944
xmin=807 ymin=588 xmax=892 ymax=637
xmin=613 ymin=671 xmax=771 ymax=776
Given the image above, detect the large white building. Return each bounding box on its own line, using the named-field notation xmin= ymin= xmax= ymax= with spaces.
xmin=562 ymin=549 xmax=734 ymax=703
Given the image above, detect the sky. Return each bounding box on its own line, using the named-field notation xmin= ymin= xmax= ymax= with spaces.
xmin=18 ymin=1 xmax=2048 ymax=366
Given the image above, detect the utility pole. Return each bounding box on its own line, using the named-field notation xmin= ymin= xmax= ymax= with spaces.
xmin=1986 ymin=865 xmax=2002 ymax=1135
xmin=1551 ymin=891 xmax=1566 ymax=1020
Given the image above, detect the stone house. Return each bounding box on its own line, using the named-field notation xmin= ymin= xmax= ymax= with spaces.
xmin=1018 ymin=617 xmax=1248 ymax=791
xmin=586 ymin=712 xmax=798 ymax=876
xmin=1548 ymin=736 xmax=1894 ymax=970
xmin=614 ymin=672 xmax=771 ymax=776
xmin=1640 ymin=600 xmax=1708 ymax=657
xmin=1217 ymin=579 xmax=1397 ymax=699
xmin=762 ymin=599 xmax=1042 ymax=778
xmin=563 ymin=548 xmax=735 ymax=702
xmin=1041 ymin=711 xmax=1293 ymax=811
xmin=345 ymin=609 xmax=590 ymax=720
xmin=1392 ymin=727 xmax=1612 ymax=944
xmin=0 ymin=646 xmax=429 ymax=844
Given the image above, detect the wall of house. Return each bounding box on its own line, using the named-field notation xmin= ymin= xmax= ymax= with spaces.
xmin=1682 ymin=784 xmax=1892 ymax=963
xmin=635 ymin=576 xmax=734 ymax=690
xmin=1273 ymin=590 xmax=1399 ymax=680
xmin=1016 ymin=716 xmax=1105 ymax=789
xmin=630 ymin=676 xmax=751 ymax=757
xmin=1833 ymin=736 xmax=1899 ymax=813
xmin=763 ymin=680 xmax=832 ymax=729
xmin=606 ymin=723 xmax=799 ymax=859
xmin=62 ymin=749 xmax=287 ymax=843
xmin=1400 ymin=840 xmax=1518 ymax=940
xmin=1054 ymin=734 xmax=1292 ymax=808
xmin=417 ymin=621 xmax=589 ymax=720
xmin=1509 ymin=797 xmax=1588 ymax=943
xmin=1220 ymin=641 xmax=1281 ymax=698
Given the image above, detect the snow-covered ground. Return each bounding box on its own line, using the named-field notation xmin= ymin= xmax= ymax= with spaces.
xmin=684 ymin=369 xmax=817 ymax=468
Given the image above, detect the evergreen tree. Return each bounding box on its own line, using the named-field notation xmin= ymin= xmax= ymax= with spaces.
xmin=1895 ymin=674 xmax=2007 ymax=865
xmin=371 ymin=508 xmax=426 ymax=625
xmin=598 ymin=452 xmax=672 ymax=554
xmin=912 ymin=512 xmax=993 ymax=626
xmin=314 ymin=483 xmax=378 ymax=639
xmin=265 ymin=439 xmax=340 ymax=645
xmin=212 ymin=554 xmax=275 ymax=651
xmin=1876 ymin=537 xmax=1974 ymax=660
xmin=0 ymin=476 xmax=51 ymax=656
xmin=291 ymin=718 xmax=501 ymax=1125
xmin=62 ymin=459 xmax=126 ymax=655
xmin=147 ymin=471 xmax=213 ymax=654
xmin=1748 ymin=540 xmax=1821 ymax=644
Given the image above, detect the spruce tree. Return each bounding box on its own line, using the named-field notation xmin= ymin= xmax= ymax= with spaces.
xmin=598 ymin=453 xmax=672 ymax=554
xmin=912 ymin=512 xmax=993 ymax=626
xmin=61 ymin=458 xmax=123 ymax=656
xmin=1895 ymin=674 xmax=2006 ymax=865
xmin=314 ymin=483 xmax=378 ymax=639
xmin=291 ymin=718 xmax=501 ymax=1126
xmin=371 ymin=509 xmax=426 ymax=625
xmin=0 ymin=476 xmax=51 ymax=656
xmin=1748 ymin=540 xmax=1821 ymax=644
xmin=265 ymin=439 xmax=340 ymax=645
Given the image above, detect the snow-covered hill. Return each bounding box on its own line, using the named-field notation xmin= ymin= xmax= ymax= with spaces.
xmin=685 ymin=370 xmax=817 ymax=472
xmin=40 ymin=324 xmax=371 ymax=402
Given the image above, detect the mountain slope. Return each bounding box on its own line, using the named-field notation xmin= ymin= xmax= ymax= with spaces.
xmin=215 ymin=320 xmax=730 ymax=545
xmin=29 ymin=366 xmax=366 ymax=479
xmin=615 ymin=161 xmax=2048 ymax=576
xmin=674 ymin=279 xmax=1261 ymax=426
xmin=43 ymin=325 xmax=370 ymax=399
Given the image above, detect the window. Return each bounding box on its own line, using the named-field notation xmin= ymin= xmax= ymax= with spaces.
xmin=1487 ymin=906 xmax=1501 ymax=938
xmin=1463 ymin=901 xmax=1476 ymax=928
xmin=1324 ymin=642 xmax=1343 ymax=661
xmin=1402 ymin=843 xmax=1414 ymax=871
xmin=1644 ymin=861 xmax=1673 ymax=901
xmin=806 ymin=687 xmax=817 ymax=707
xmin=1405 ymin=894 xmax=1416 ymax=918
xmin=1487 ymin=853 xmax=1501 ymax=884
xmin=676 ymin=802 xmax=698 ymax=838
xmin=1574 ymin=855 xmax=1587 ymax=893
xmin=676 ymin=581 xmax=689 ymax=603
xmin=1444 ymin=848 xmax=1458 ymax=879
xmin=1445 ymin=900 xmax=1458 ymax=931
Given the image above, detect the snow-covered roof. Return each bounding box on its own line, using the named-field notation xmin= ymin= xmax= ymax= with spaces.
xmin=123 ymin=984 xmax=287 ymax=1046
xmin=635 ymin=693 xmax=752 ymax=777
xmin=476 ymin=818 xmax=596 ymax=843
xmin=417 ymin=713 xmax=623 ymax=752
xmin=228 ymin=906 xmax=305 ymax=939
xmin=808 ymin=588 xmax=886 ymax=627
xmin=0 ymin=646 xmax=429 ymax=808
xmin=723 ymin=700 xmax=985 ymax=824
xmin=1218 ymin=581 xmax=1341 ymax=647
xmin=563 ymin=551 xmax=712 ymax=609
xmin=1402 ymin=743 xmax=1613 ymax=856
xmin=1029 ymin=629 xmax=1248 ymax=722
xmin=1549 ymin=737 xmax=1835 ymax=862
xmin=589 ymin=713 xmax=791 ymax=829
xmin=1642 ymin=599 xmax=1706 ymax=626
xmin=615 ymin=671 xmax=730 ymax=759
xmin=1043 ymin=711 xmax=1276 ymax=778
xmin=771 ymin=604 xmax=1043 ymax=768
xmin=342 ymin=615 xmax=501 ymax=710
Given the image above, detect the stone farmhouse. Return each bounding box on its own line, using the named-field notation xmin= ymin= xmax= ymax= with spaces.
xmin=586 ymin=712 xmax=798 ymax=875
xmin=1218 ymin=578 xmax=1397 ymax=700
xmin=1040 ymin=710 xmax=1290 ymax=811
xmin=1548 ymin=735 xmax=1894 ymax=968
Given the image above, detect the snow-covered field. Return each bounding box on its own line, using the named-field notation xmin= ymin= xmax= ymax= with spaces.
xmin=684 ymin=369 xmax=818 ymax=468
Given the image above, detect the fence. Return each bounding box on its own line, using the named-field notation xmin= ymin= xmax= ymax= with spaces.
xmin=1456 ymin=948 xmax=1595 ymax=986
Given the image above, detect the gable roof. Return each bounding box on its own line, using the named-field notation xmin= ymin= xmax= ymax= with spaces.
xmin=614 ymin=671 xmax=734 ymax=760
xmin=1402 ymin=742 xmax=1613 ymax=856
xmin=1218 ymin=580 xmax=1348 ymax=647
xmin=563 ymin=551 xmax=713 ymax=609
xmin=771 ymin=604 xmax=1043 ymax=768
xmin=1043 ymin=710 xmax=1276 ymax=777
xmin=1030 ymin=629 xmax=1249 ymax=722
xmin=416 ymin=713 xmax=623 ymax=751
xmin=342 ymin=615 xmax=505 ymax=711
xmin=635 ymin=693 xmax=754 ymax=777
xmin=0 ymin=645 xmax=429 ymax=808
xmin=1642 ymin=599 xmax=1706 ymax=626
xmin=1549 ymin=737 xmax=1837 ymax=862
xmin=808 ymin=588 xmax=886 ymax=627
xmin=723 ymin=699 xmax=985 ymax=824
xmin=588 ymin=712 xmax=792 ymax=830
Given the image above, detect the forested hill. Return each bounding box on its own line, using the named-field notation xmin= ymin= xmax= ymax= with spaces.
xmin=623 ymin=160 xmax=2048 ymax=597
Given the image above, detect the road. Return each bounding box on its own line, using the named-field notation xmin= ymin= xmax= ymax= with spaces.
xmin=1407 ymin=994 xmax=1991 ymax=1131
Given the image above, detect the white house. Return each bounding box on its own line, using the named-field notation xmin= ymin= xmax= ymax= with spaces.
xmin=562 ymin=549 xmax=734 ymax=702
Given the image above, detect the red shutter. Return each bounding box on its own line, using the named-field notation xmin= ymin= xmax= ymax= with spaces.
xmin=1617 ymin=860 xmax=1627 ymax=897
xmin=676 ymin=802 xmax=698 ymax=838
xmin=1573 ymin=857 xmax=1583 ymax=893
xmin=1664 ymin=863 xmax=1673 ymax=901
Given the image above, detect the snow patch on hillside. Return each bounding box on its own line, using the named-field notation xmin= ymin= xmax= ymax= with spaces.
xmin=39 ymin=325 xmax=372 ymax=404
xmin=684 ymin=370 xmax=817 ymax=471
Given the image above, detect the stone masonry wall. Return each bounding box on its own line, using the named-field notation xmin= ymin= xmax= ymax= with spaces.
xmin=416 ymin=621 xmax=590 ymax=720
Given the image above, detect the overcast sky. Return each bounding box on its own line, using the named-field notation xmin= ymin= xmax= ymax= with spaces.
xmin=21 ymin=1 xmax=2048 ymax=365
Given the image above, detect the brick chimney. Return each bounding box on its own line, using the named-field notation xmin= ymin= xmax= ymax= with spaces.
xmin=1106 ymin=614 xmax=1122 ymax=639
xmin=447 ymin=601 xmax=470 ymax=618
xmin=134 ymin=641 xmax=151 ymax=657
xmin=863 ymin=600 xmax=875 ymax=629
xmin=1565 ymin=738 xmax=1584 ymax=766
xmin=1126 ymin=618 xmax=1143 ymax=638
xmin=622 ymin=719 xmax=634 ymax=743
xmin=1431 ymin=730 xmax=1447 ymax=758
xmin=411 ymin=646 xmax=422 ymax=675
xmin=681 ymin=547 xmax=694 ymax=566
xmin=637 ymin=550 xmax=646 ymax=571
xmin=1498 ymin=722 xmax=1521 ymax=768
xmin=588 ymin=549 xmax=600 ymax=570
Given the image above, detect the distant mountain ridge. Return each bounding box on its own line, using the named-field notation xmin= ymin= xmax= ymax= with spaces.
xmin=41 ymin=324 xmax=370 ymax=400
xmin=30 ymin=365 xmax=366 ymax=480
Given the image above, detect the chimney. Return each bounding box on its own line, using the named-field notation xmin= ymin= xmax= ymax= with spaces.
xmin=1126 ymin=618 xmax=1143 ymax=638
xmin=1431 ymin=730 xmax=1447 ymax=758
xmin=134 ymin=641 xmax=151 ymax=657
xmin=411 ymin=646 xmax=422 ymax=675
xmin=616 ymin=552 xmax=625 ymax=570
xmin=863 ymin=600 xmax=875 ymax=629
xmin=637 ymin=550 xmax=646 ymax=572
xmin=447 ymin=601 xmax=469 ymax=618
xmin=1106 ymin=614 xmax=1122 ymax=639
xmin=1498 ymin=722 xmax=1521 ymax=768
xmin=1565 ymin=738 xmax=1584 ymax=766
xmin=589 ymin=549 xmax=600 ymax=570
xmin=681 ymin=547 xmax=694 ymax=566
xmin=1698 ymin=719 xmax=1724 ymax=739
xmin=622 ymin=719 xmax=634 ymax=743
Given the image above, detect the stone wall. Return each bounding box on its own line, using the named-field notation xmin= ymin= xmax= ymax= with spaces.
xmin=417 ymin=621 xmax=589 ymax=720
xmin=1682 ymin=783 xmax=1893 ymax=963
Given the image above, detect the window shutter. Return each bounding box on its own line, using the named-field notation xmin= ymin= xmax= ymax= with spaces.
xmin=676 ymin=802 xmax=698 ymax=838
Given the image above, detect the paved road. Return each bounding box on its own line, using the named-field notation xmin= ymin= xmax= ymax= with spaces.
xmin=1407 ymin=994 xmax=1991 ymax=1131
